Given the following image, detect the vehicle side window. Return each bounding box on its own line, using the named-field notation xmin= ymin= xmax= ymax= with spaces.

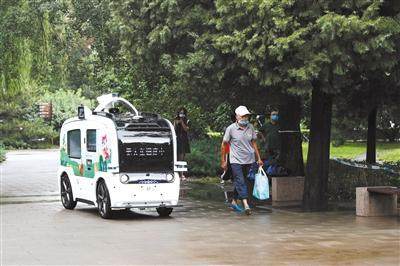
xmin=87 ymin=129 xmax=96 ymax=152
xmin=67 ymin=129 xmax=81 ymax=159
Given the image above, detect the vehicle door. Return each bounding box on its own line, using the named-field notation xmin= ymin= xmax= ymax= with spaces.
xmin=65 ymin=126 xmax=86 ymax=199
xmin=81 ymin=126 xmax=99 ymax=202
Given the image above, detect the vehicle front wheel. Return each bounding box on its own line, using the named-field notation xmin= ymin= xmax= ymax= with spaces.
xmin=156 ymin=207 xmax=173 ymax=217
xmin=60 ymin=175 xmax=77 ymax=210
xmin=97 ymin=181 xmax=112 ymax=219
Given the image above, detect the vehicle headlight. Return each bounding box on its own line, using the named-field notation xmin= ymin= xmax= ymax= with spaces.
xmin=166 ymin=173 xmax=175 ymax=182
xmin=120 ymin=174 xmax=129 ymax=183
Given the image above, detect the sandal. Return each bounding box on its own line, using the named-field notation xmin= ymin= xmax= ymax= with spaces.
xmin=230 ymin=204 xmax=244 ymax=213
xmin=245 ymin=207 xmax=252 ymax=216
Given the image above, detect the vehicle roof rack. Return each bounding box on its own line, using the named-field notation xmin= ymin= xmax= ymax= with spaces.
xmin=124 ymin=123 xmax=170 ymax=131
xmin=92 ymin=111 xmax=114 ymax=119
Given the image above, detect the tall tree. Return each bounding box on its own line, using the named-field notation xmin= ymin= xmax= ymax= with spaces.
xmin=211 ymin=0 xmax=400 ymax=210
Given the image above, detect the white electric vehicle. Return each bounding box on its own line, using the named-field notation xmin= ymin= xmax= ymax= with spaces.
xmin=57 ymin=93 xmax=187 ymax=218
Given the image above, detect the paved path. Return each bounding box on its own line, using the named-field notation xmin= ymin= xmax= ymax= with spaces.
xmin=0 ymin=149 xmax=59 ymax=197
xmin=1 ymin=150 xmax=399 ymax=265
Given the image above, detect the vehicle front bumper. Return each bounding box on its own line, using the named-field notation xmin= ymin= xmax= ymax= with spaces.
xmin=107 ymin=174 xmax=180 ymax=208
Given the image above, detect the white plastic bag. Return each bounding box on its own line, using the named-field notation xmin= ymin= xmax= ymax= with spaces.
xmin=253 ymin=166 xmax=270 ymax=200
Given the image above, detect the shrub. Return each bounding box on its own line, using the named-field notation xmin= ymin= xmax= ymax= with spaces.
xmin=332 ymin=137 xmax=346 ymax=147
xmin=0 ymin=118 xmax=57 ymax=149
xmin=328 ymin=160 xmax=400 ymax=201
xmin=38 ymin=89 xmax=93 ymax=130
xmin=186 ymin=137 xmax=222 ymax=177
xmin=0 ymin=85 xmax=69 ymax=149
xmin=0 ymin=143 xmax=5 ymax=162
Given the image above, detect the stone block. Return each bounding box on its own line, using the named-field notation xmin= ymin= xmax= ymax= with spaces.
xmin=356 ymin=187 xmax=398 ymax=217
xmin=271 ymin=176 xmax=304 ymax=207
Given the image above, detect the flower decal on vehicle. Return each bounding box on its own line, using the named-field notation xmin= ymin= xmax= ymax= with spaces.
xmin=99 ymin=133 xmax=112 ymax=172
xmin=101 ymin=134 xmax=107 ymax=145
xmin=103 ymin=147 xmax=110 ymax=160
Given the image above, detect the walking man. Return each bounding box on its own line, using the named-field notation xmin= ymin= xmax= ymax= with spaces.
xmin=221 ymin=106 xmax=263 ymax=215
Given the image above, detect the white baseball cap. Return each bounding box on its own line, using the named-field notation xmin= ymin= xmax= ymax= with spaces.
xmin=235 ymin=106 xmax=251 ymax=116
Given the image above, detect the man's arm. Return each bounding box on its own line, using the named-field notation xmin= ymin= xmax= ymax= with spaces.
xmin=252 ymin=140 xmax=263 ymax=166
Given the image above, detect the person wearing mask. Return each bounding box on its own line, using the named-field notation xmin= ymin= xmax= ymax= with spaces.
xmin=260 ymin=109 xmax=281 ymax=166
xmin=221 ymin=106 xmax=263 ymax=215
xmin=174 ymin=107 xmax=191 ymax=181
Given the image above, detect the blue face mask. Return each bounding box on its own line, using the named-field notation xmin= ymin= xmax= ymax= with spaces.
xmin=271 ymin=114 xmax=279 ymax=121
xmin=238 ymin=119 xmax=249 ymax=127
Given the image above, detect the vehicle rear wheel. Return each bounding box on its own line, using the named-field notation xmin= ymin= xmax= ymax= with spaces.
xmin=60 ymin=175 xmax=77 ymax=210
xmin=156 ymin=207 xmax=173 ymax=217
xmin=97 ymin=181 xmax=112 ymax=219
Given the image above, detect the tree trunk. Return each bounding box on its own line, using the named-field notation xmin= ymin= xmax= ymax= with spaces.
xmin=278 ymin=95 xmax=305 ymax=176
xmin=303 ymin=85 xmax=333 ymax=211
xmin=366 ymin=107 xmax=377 ymax=164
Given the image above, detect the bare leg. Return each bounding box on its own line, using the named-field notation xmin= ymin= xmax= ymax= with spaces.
xmin=181 ymin=153 xmax=186 ymax=178
xmin=242 ymin=199 xmax=250 ymax=209
xmin=242 ymin=199 xmax=251 ymax=215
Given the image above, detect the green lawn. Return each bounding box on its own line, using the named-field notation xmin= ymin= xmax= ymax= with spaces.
xmin=302 ymin=142 xmax=400 ymax=163
xmin=377 ymin=142 xmax=400 ymax=161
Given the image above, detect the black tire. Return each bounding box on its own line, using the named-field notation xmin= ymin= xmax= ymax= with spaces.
xmin=156 ymin=207 xmax=173 ymax=217
xmin=96 ymin=181 xmax=112 ymax=219
xmin=60 ymin=175 xmax=77 ymax=210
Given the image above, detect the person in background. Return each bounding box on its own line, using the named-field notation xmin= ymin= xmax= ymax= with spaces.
xmin=260 ymin=109 xmax=281 ymax=166
xmin=221 ymin=106 xmax=263 ymax=215
xmin=174 ymin=107 xmax=191 ymax=181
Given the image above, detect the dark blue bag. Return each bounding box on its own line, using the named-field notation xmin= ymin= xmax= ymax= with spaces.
xmin=266 ymin=165 xmax=277 ymax=176
xmin=248 ymin=160 xmax=272 ymax=180
xmin=247 ymin=162 xmax=258 ymax=181
xmin=267 ymin=164 xmax=289 ymax=176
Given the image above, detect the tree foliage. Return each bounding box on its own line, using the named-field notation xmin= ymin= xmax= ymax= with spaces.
xmin=1 ymin=0 xmax=399 ymax=208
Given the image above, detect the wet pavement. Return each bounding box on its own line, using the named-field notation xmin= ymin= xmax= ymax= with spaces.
xmin=1 ymin=150 xmax=399 ymax=265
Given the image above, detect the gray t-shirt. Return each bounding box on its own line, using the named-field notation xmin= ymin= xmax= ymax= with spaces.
xmin=223 ymin=122 xmax=257 ymax=165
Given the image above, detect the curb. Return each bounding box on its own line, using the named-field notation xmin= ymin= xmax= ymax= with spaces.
xmin=0 ymin=194 xmax=59 ymax=205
